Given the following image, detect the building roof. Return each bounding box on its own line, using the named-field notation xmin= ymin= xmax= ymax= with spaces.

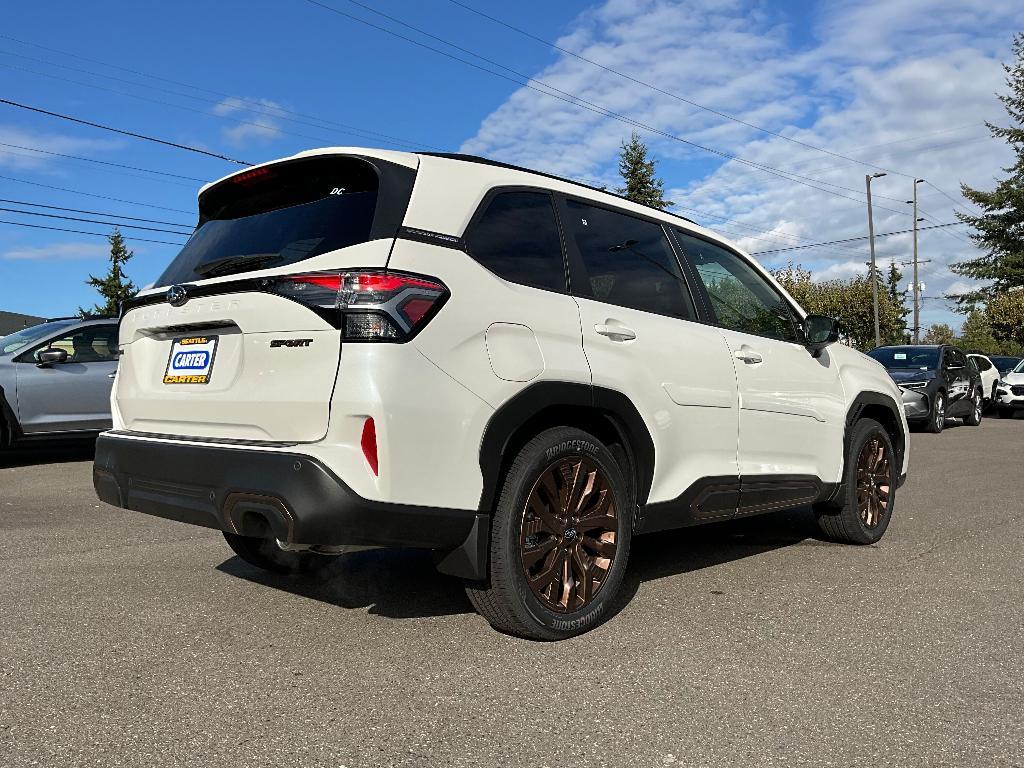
xmin=0 ymin=310 xmax=44 ymax=336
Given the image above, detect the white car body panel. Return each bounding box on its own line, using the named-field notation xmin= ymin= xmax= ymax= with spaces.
xmin=106 ymin=146 xmax=911 ymax=521
xmin=967 ymin=354 xmax=999 ymax=400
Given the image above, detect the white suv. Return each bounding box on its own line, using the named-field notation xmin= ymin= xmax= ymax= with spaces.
xmin=93 ymin=148 xmax=910 ymax=639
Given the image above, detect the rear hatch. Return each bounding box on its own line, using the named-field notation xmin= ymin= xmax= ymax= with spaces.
xmin=116 ymin=153 xmax=417 ymax=443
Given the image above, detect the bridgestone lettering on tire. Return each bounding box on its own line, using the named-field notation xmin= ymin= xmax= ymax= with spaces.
xmin=465 ymin=427 xmax=632 ymax=640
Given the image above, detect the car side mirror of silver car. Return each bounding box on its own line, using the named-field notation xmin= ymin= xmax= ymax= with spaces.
xmin=803 ymin=314 xmax=840 ymax=358
xmin=37 ymin=348 xmax=69 ymax=368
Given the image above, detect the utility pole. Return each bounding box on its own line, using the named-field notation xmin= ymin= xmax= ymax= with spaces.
xmin=912 ymin=178 xmax=925 ymax=343
xmin=866 ymin=172 xmax=886 ymax=348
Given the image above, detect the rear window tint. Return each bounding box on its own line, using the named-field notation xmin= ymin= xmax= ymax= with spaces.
xmin=466 ymin=191 xmax=566 ymax=292
xmin=155 ymin=157 xmax=379 ymax=286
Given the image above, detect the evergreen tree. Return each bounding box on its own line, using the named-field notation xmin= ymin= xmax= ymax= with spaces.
xmin=951 ymin=34 xmax=1024 ymax=307
xmin=885 ymin=261 xmax=910 ymax=344
xmin=80 ymin=228 xmax=138 ymax=317
xmin=615 ymin=132 xmax=672 ymax=210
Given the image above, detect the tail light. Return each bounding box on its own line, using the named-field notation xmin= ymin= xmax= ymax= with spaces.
xmin=266 ymin=270 xmax=448 ymax=341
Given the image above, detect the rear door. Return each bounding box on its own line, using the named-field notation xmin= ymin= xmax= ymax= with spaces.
xmin=559 ymin=197 xmax=740 ymax=525
xmin=943 ymin=347 xmax=972 ymax=415
xmin=15 ymin=323 xmax=118 ymax=433
xmin=675 ymin=231 xmax=847 ymax=498
xmin=114 ymin=154 xmax=412 ymax=443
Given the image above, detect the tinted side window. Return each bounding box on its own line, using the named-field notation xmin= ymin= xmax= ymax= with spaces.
xmin=974 ymin=357 xmax=992 ymax=371
xmin=677 ymin=231 xmax=799 ymax=342
xmin=946 ymin=348 xmax=966 ymax=368
xmin=563 ymin=200 xmax=694 ymax=319
xmin=27 ymin=325 xmax=118 ymax=363
xmin=465 ymin=191 xmax=566 ymax=292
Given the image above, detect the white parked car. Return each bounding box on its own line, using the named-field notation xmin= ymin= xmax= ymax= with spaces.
xmin=92 ymin=148 xmax=911 ymax=639
xmin=967 ymin=353 xmax=1000 ymax=404
xmin=995 ymin=359 xmax=1024 ymax=418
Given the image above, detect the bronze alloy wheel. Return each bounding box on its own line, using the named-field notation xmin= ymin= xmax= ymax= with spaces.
xmin=855 ymin=436 xmax=891 ymax=528
xmin=519 ymin=457 xmax=618 ymax=613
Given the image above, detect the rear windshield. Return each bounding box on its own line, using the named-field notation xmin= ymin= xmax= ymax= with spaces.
xmin=868 ymin=346 xmax=940 ymax=370
xmin=155 ymin=156 xmax=379 ymax=286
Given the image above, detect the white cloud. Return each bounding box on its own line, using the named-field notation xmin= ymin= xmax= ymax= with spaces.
xmin=212 ymin=96 xmax=286 ymax=146
xmin=0 ymin=125 xmax=119 ymax=171
xmin=2 ymin=242 xmax=109 ymax=261
xmin=458 ymin=0 xmax=1021 ymax=331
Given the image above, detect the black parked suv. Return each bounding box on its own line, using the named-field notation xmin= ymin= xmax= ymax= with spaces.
xmin=868 ymin=345 xmax=983 ymax=433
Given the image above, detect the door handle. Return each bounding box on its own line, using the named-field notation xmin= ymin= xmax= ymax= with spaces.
xmin=733 ymin=349 xmax=763 ymax=364
xmin=595 ymin=324 xmax=636 ymax=341
xmin=107 ymin=373 xmax=117 ymax=379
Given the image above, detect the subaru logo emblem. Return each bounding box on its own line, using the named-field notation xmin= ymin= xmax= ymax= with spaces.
xmin=167 ymin=285 xmax=189 ymax=307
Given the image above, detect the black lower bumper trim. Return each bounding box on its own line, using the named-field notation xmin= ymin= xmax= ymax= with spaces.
xmin=93 ymin=433 xmax=488 ymax=579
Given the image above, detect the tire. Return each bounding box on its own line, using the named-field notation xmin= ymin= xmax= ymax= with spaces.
xmin=925 ymin=391 xmax=945 ymax=433
xmin=465 ymin=427 xmax=632 ymax=640
xmin=223 ymin=532 xmax=332 ymax=575
xmin=963 ymin=388 xmax=983 ymax=427
xmin=813 ymin=418 xmax=897 ymax=545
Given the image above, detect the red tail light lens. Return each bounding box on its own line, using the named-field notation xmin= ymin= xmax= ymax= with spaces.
xmin=268 ymin=270 xmax=448 ymax=341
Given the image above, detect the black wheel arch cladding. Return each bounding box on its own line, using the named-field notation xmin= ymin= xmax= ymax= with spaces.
xmin=477 ymin=381 xmax=655 ymax=518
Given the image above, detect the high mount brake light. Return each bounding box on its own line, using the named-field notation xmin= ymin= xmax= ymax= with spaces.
xmin=268 ymin=270 xmax=448 ymax=341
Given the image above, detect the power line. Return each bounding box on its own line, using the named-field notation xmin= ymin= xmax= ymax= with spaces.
xmin=0 ymin=173 xmax=194 ymax=214
xmin=0 ymin=58 xmax=442 ymax=153
xmin=923 ymin=179 xmax=979 ymax=214
xmin=0 ymin=141 xmax=208 ymax=182
xmin=0 ymin=206 xmax=193 ymax=236
xmin=0 ymin=218 xmax=186 ymax=246
xmin=750 ymin=221 xmax=965 ymax=255
xmin=0 ymin=147 xmax=199 ymax=189
xmin=0 ymin=34 xmax=435 ymax=151
xmin=0 ymin=198 xmax=193 ymax=229
xmin=445 ymin=0 xmax=912 ymax=179
xmin=0 ymin=97 xmax=251 ymax=165
xmin=298 ymin=0 xmax=914 ymax=213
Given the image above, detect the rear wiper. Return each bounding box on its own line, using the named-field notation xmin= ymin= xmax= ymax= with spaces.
xmin=193 ymin=253 xmax=279 ymax=277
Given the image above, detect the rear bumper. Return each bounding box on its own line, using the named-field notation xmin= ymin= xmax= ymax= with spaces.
xmin=92 ymin=433 xmax=488 ymax=579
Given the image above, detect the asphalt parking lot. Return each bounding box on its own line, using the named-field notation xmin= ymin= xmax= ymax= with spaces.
xmin=2 ymin=419 xmax=1022 ymax=768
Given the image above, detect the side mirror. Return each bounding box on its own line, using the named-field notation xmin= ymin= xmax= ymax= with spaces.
xmin=803 ymin=314 xmax=839 ymax=357
xmin=37 ymin=347 xmax=68 ymax=368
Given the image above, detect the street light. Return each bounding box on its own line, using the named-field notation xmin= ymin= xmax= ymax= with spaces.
xmin=866 ymin=172 xmax=887 ymax=348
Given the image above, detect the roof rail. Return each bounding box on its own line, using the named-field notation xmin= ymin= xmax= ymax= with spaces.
xmin=420 ymin=152 xmax=697 ymax=225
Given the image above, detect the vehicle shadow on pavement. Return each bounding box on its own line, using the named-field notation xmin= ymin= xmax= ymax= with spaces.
xmin=217 ymin=547 xmax=475 ymax=619
xmin=610 ymin=506 xmax=820 ymax=612
xmin=219 ymin=506 xmax=823 ymax=624
xmin=0 ymin=440 xmax=96 ymax=468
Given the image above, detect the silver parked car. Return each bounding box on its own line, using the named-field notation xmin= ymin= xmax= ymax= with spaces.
xmin=0 ymin=317 xmax=118 ymax=447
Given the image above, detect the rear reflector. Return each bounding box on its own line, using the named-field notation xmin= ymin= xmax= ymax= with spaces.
xmin=268 ymin=270 xmax=448 ymax=342
xmin=361 ymin=417 xmax=378 ymax=476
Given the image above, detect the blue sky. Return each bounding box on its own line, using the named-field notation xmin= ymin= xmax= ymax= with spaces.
xmin=1 ymin=0 xmax=1021 ymax=330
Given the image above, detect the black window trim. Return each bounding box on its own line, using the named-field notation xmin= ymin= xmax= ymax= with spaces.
xmin=670 ymin=225 xmax=808 ymax=346
xmin=554 ymin=191 xmax=701 ymax=323
xmin=462 ymin=184 xmax=571 ymax=295
xmin=12 ymin=321 xmax=120 ymax=364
